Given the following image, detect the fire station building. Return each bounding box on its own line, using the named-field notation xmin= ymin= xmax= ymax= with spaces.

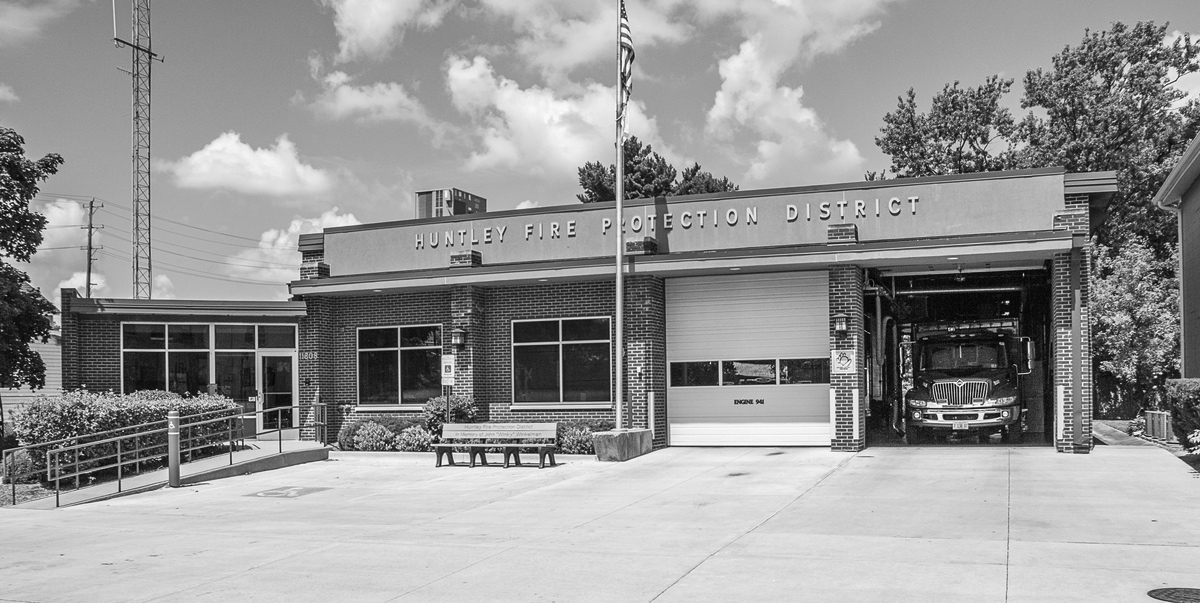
xmin=60 ymin=167 xmax=1116 ymax=453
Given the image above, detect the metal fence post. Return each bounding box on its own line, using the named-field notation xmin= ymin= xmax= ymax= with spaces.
xmin=167 ymin=410 xmax=181 ymax=488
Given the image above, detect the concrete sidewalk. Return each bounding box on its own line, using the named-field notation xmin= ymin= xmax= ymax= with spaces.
xmin=1 ymin=445 xmax=1198 ymax=602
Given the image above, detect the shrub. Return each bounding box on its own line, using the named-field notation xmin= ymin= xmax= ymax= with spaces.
xmin=422 ymin=394 xmax=478 ymax=439
xmin=352 ymin=422 xmax=395 ymax=451
xmin=9 ymin=390 xmax=239 ymax=479
xmin=556 ymin=420 xmax=614 ymax=455
xmin=395 ymin=425 xmax=433 ymax=452
xmin=1127 ymin=415 xmax=1146 ymax=437
xmin=337 ymin=417 xmax=425 ymax=451
xmin=1166 ymin=379 xmax=1200 ymax=449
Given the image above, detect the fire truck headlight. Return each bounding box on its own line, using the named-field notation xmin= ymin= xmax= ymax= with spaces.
xmin=990 ymin=396 xmax=1017 ymax=406
xmin=911 ymin=410 xmax=922 ymax=420
xmin=1001 ymin=409 xmax=1011 ymax=418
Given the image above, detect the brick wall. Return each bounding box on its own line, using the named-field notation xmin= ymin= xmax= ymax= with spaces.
xmin=829 ymin=265 xmax=866 ymax=451
xmin=624 ymin=276 xmax=667 ymax=448
xmin=827 ymin=223 xmax=859 ymax=244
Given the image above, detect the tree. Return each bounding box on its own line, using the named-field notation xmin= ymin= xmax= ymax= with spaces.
xmin=576 ymin=136 xmax=737 ymax=202
xmin=873 ymin=21 xmax=1200 ymax=414
xmin=1091 ymin=239 xmax=1179 ymax=417
xmin=876 ymin=76 xmax=1020 ymax=178
xmin=0 ymin=125 xmax=61 ymax=392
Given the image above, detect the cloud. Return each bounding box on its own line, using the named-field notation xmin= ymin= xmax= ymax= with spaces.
xmin=0 ymin=0 xmax=79 ymax=48
xmin=305 ymin=70 xmax=452 ymax=144
xmin=702 ymin=0 xmax=891 ymax=184
xmin=320 ymin=0 xmax=455 ymax=63
xmin=56 ymin=271 xmax=108 ymax=300
xmin=157 ymin=132 xmax=335 ymax=197
xmin=446 ymin=55 xmax=676 ymax=189
xmin=0 ymin=83 xmax=17 ymax=103
xmin=21 ymin=199 xmax=92 ymax=305
xmin=227 ymin=208 xmax=362 ymax=297
xmin=515 ymin=200 xmax=539 ymax=210
xmin=152 ymin=275 xmax=175 ymax=300
xmin=477 ymin=0 xmax=689 ymax=86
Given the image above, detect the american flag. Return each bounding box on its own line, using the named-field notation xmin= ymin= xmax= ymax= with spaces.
xmin=618 ymin=0 xmax=635 ymax=135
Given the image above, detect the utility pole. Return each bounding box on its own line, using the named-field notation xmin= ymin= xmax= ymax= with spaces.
xmin=81 ymin=198 xmax=104 ymax=298
xmin=113 ymin=0 xmax=162 ymax=299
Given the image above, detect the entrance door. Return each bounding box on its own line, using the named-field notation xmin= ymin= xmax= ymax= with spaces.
xmin=259 ymin=354 xmax=297 ymax=437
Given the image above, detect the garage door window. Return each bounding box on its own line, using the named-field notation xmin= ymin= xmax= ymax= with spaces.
xmin=670 ymin=358 xmax=830 ymax=386
xmin=513 ymin=317 xmax=611 ymax=404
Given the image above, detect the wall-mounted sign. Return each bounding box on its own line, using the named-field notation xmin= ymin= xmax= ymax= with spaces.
xmin=441 ymin=354 xmax=456 ymax=386
xmin=831 ymin=350 xmax=856 ymax=374
xmin=733 ymin=398 xmax=765 ymax=405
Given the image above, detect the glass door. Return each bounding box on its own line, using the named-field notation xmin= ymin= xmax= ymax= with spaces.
xmin=259 ymin=354 xmax=297 ymax=435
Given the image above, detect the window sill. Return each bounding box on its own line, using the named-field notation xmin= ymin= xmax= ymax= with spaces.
xmin=509 ymin=403 xmax=613 ymax=411
xmin=353 ymin=405 xmax=424 ymax=413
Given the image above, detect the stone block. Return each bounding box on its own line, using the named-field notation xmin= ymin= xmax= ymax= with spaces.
xmin=592 ymin=428 xmax=653 ymax=462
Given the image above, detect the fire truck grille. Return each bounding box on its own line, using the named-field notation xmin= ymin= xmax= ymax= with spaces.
xmin=930 ymin=380 xmax=990 ymax=405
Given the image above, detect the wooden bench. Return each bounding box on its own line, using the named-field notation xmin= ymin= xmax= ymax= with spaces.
xmin=433 ymin=423 xmax=558 ymax=468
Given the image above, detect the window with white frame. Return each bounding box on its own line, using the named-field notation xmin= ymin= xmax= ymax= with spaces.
xmin=121 ymin=323 xmax=297 ymax=396
xmin=512 ymin=317 xmax=611 ymax=404
xmin=356 ymin=325 xmax=442 ymax=406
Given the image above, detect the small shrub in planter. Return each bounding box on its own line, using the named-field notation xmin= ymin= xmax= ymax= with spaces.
xmin=352 ymin=422 xmax=396 ymax=451
xmin=556 ymin=420 xmax=615 ymax=455
xmin=422 ymin=394 xmax=478 ymax=440
xmin=1127 ymin=415 xmax=1146 ymax=437
xmin=1166 ymin=379 xmax=1200 ymax=450
xmin=395 ymin=425 xmax=433 ymax=452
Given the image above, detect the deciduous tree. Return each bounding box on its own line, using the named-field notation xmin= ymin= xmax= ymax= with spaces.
xmin=0 ymin=125 xmax=61 ymax=392
xmin=576 ymin=137 xmax=737 ymax=202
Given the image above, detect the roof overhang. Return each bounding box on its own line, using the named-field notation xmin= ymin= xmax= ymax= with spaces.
xmin=69 ymin=297 xmax=307 ymax=318
xmin=1154 ymin=133 xmax=1200 ymax=212
xmin=1064 ymin=171 xmax=1118 ymax=234
xmin=289 ymin=230 xmax=1076 ymax=296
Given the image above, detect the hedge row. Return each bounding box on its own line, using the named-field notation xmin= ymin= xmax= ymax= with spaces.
xmin=1166 ymin=379 xmax=1200 ymax=451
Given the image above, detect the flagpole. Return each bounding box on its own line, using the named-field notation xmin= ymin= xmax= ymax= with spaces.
xmin=614 ymin=0 xmax=625 ymax=431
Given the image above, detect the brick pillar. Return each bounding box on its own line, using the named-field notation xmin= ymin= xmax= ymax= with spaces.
xmin=298 ymin=296 xmax=329 ymax=443
xmin=829 ymin=265 xmax=866 ymax=451
xmin=449 ymin=286 xmax=485 ymax=418
xmin=60 ymin=288 xmax=80 ymax=390
xmin=625 ymin=275 xmax=667 ymax=448
xmin=1050 ymin=193 xmax=1093 ymax=453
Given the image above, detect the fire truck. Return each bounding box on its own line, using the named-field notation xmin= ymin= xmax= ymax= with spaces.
xmin=902 ymin=321 xmax=1033 ymax=444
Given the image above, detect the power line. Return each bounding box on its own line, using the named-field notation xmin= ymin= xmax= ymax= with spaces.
xmin=99 ymin=249 xmax=289 ymax=286
xmin=101 ymin=230 xmax=297 ymax=271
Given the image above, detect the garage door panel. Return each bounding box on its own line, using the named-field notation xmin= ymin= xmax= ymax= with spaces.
xmin=666 ymin=272 xmax=830 ymax=446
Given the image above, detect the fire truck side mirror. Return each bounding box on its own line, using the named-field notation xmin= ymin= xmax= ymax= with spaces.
xmin=1018 ymin=338 xmax=1035 ymax=375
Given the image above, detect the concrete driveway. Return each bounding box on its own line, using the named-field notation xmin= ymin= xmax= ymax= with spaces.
xmin=2 ymin=445 xmax=1198 ymax=602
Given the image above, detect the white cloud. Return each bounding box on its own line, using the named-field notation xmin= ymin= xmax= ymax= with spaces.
xmin=446 ymin=55 xmax=676 ymax=188
xmin=321 ymin=0 xmax=454 ymax=63
xmin=158 ymin=132 xmax=335 ymax=197
xmin=702 ymin=0 xmax=891 ymax=184
xmin=0 ymin=0 xmax=79 ymax=47
xmin=515 ymin=200 xmax=539 ymax=210
xmin=21 ymin=199 xmax=92 ymax=307
xmin=56 ymin=271 xmax=108 ymax=300
xmin=0 ymin=83 xmax=17 ymax=103
xmin=478 ymin=0 xmax=689 ymax=86
xmin=306 ymin=71 xmax=451 ymax=144
xmin=228 ymin=208 xmax=362 ymax=296
xmin=152 ymin=275 xmax=175 ymax=300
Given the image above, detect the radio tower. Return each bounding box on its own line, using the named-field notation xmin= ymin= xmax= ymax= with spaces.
xmin=113 ymin=0 xmax=161 ymax=299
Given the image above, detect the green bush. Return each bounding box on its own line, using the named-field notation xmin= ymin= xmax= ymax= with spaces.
xmin=1127 ymin=415 xmax=1146 ymax=436
xmin=395 ymin=425 xmax=433 ymax=452
xmin=556 ymin=420 xmax=614 ymax=455
xmin=9 ymin=390 xmax=239 ymax=479
xmin=352 ymin=422 xmax=395 ymax=451
xmin=337 ymin=417 xmax=425 ymax=451
xmin=1166 ymin=379 xmax=1200 ymax=449
xmin=422 ymin=394 xmax=478 ymax=439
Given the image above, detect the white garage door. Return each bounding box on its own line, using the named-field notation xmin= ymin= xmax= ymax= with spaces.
xmin=666 ymin=272 xmax=830 ymax=446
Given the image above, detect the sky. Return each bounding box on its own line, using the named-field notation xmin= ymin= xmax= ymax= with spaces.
xmin=1 ymin=0 xmax=1198 ymax=307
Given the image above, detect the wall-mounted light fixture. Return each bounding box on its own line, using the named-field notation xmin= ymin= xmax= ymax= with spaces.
xmin=832 ymin=313 xmax=849 ymax=337
xmin=449 ymin=327 xmax=467 ymax=349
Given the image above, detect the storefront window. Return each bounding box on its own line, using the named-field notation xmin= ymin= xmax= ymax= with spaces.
xmin=780 ymin=359 xmax=831 ymax=384
xmin=356 ymin=325 xmax=441 ymax=406
xmin=669 ymin=362 xmax=719 ymax=387
xmin=258 ymin=325 xmax=296 ymax=349
xmin=215 ymin=325 xmax=255 ymax=350
xmin=168 ymin=352 xmax=209 ymax=395
xmin=121 ymin=322 xmax=297 ymax=396
xmin=723 ymin=360 xmax=776 ymax=386
xmin=513 ymin=318 xmax=611 ymax=404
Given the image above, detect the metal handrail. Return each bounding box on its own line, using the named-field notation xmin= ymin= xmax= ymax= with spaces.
xmin=5 ymin=401 xmax=327 ymax=507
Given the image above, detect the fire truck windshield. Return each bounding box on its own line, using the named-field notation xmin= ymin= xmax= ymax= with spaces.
xmin=921 ymin=342 xmax=1006 ymax=371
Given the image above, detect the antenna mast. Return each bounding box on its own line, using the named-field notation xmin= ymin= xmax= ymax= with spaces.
xmin=113 ymin=0 xmax=161 ymax=299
